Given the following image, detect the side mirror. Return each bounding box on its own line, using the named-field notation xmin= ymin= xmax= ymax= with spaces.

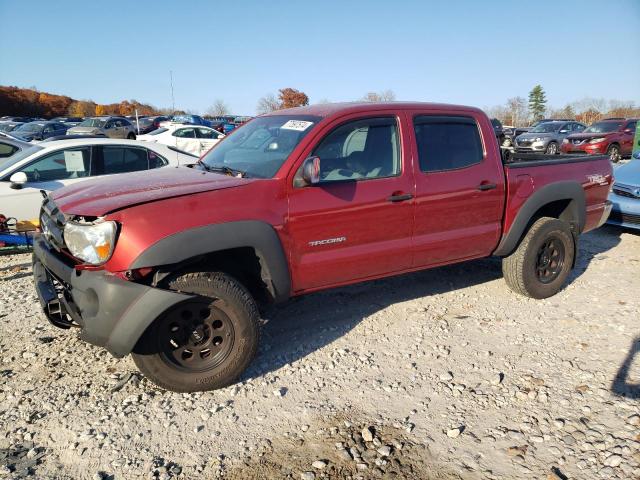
xmin=9 ymin=171 xmax=27 ymax=189
xmin=301 ymin=156 xmax=321 ymax=186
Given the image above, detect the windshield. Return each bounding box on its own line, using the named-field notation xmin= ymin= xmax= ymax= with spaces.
xmin=0 ymin=144 xmax=43 ymax=173
xmin=14 ymin=123 xmax=43 ymax=132
xmin=530 ymin=122 xmax=563 ymax=133
xmin=200 ymin=115 xmax=320 ymax=178
xmin=79 ymin=118 xmax=106 ymax=128
xmin=148 ymin=127 xmax=168 ymax=135
xmin=584 ymin=121 xmax=622 ymax=133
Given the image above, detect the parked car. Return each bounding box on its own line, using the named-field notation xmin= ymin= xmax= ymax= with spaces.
xmin=161 ymin=114 xmax=210 ymax=127
xmin=502 ymin=126 xmax=531 ymax=147
xmin=67 ymin=117 xmax=136 ymax=139
xmin=130 ymin=117 xmax=157 ymax=135
xmin=0 ymin=137 xmax=33 ymax=160
xmin=137 ymin=124 xmax=224 ymax=156
xmin=148 ymin=115 xmax=170 ymax=131
xmin=31 ymin=102 xmax=612 ymax=392
xmin=561 ymin=118 xmax=638 ymax=163
xmin=515 ymin=121 xmax=586 ymax=154
xmin=531 ymin=118 xmax=573 ymax=128
xmin=12 ymin=121 xmax=69 ymax=142
xmin=0 ymin=139 xmax=195 ymax=220
xmin=0 ymin=116 xmax=34 ymax=123
xmin=0 ymin=121 xmax=25 ymax=133
xmin=491 ymin=118 xmax=506 ymax=146
xmin=608 ymin=152 xmax=640 ymax=229
xmin=51 ymin=116 xmax=83 ymax=127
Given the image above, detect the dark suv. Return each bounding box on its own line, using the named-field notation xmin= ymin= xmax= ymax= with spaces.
xmin=561 ymin=118 xmax=638 ymax=162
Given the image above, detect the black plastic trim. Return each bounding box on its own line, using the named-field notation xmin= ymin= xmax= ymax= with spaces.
xmin=130 ymin=220 xmax=291 ymax=302
xmin=506 ymin=153 xmax=608 ymax=168
xmin=493 ymin=181 xmax=586 ymax=257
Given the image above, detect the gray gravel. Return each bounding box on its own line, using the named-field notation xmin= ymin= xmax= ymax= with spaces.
xmin=0 ymin=225 xmax=639 ymax=479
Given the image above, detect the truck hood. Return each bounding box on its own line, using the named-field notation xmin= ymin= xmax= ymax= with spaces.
xmin=51 ymin=166 xmax=252 ymax=216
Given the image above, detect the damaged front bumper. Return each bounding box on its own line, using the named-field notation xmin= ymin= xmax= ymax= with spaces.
xmin=32 ymin=234 xmax=193 ymax=357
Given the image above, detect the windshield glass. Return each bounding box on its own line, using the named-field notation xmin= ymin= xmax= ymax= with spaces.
xmin=200 ymin=115 xmax=321 ymax=178
xmin=79 ymin=118 xmax=106 ymax=127
xmin=14 ymin=123 xmax=43 ymax=132
xmin=0 ymin=144 xmax=43 ymax=173
xmin=584 ymin=121 xmax=622 ymax=133
xmin=148 ymin=128 xmax=168 ymax=135
xmin=530 ymin=122 xmax=563 ymax=133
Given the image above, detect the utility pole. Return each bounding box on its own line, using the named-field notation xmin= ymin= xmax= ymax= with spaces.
xmin=170 ymin=70 xmax=175 ymax=113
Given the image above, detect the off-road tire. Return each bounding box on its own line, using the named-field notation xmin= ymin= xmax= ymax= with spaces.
xmin=132 ymin=272 xmax=260 ymax=392
xmin=502 ymin=217 xmax=575 ymax=299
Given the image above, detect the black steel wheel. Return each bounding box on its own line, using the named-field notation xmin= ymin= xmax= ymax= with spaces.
xmin=132 ymin=272 xmax=260 ymax=392
xmin=535 ymin=237 xmax=565 ymax=284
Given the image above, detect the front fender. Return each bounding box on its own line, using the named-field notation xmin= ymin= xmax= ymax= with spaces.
xmin=130 ymin=220 xmax=291 ymax=302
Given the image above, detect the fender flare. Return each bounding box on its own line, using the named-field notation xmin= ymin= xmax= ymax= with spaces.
xmin=493 ymin=181 xmax=585 ymax=257
xmin=130 ymin=220 xmax=291 ymax=302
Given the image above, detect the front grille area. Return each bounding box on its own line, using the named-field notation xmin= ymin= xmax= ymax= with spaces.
xmin=609 ymin=210 xmax=640 ymax=225
xmin=518 ymin=141 xmax=532 ymax=147
xmin=613 ymin=188 xmax=637 ymax=199
xmin=40 ymin=196 xmax=66 ymax=251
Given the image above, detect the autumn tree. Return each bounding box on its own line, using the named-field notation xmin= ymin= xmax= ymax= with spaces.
xmin=68 ymin=100 xmax=96 ymax=117
xmin=95 ymin=104 xmax=107 ymax=116
xmin=278 ymin=88 xmax=309 ymax=109
xmin=528 ymin=85 xmax=547 ymax=121
xmin=361 ymin=90 xmax=396 ymax=102
xmin=207 ymin=99 xmax=230 ymax=116
xmin=256 ymin=93 xmax=280 ymax=114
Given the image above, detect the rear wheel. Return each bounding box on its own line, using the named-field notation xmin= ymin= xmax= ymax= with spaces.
xmin=607 ymin=144 xmax=621 ymax=163
xmin=132 ymin=272 xmax=260 ymax=392
xmin=502 ymin=217 xmax=575 ymax=299
xmin=127 ymin=132 xmax=136 ymax=140
xmin=545 ymin=141 xmax=559 ymax=154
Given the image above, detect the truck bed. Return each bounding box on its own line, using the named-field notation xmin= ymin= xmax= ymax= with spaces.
xmin=504 ymin=151 xmax=610 ymax=168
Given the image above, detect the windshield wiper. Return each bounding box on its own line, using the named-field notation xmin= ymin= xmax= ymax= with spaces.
xmin=199 ymin=162 xmax=248 ymax=178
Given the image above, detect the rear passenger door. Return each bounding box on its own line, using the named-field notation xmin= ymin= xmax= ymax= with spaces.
xmin=172 ymin=127 xmax=198 ymax=155
xmin=95 ymin=145 xmax=165 ymax=175
xmin=410 ymin=114 xmax=505 ymax=267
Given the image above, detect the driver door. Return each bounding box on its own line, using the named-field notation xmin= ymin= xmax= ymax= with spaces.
xmin=173 ymin=127 xmax=198 ymax=155
xmin=286 ymin=114 xmax=415 ymax=292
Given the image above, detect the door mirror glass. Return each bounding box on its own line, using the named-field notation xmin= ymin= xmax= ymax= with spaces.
xmin=301 ymin=156 xmax=321 ymax=185
xmin=9 ymin=171 xmax=27 ymax=189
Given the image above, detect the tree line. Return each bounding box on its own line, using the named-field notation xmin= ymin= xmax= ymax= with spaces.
xmin=487 ymin=84 xmax=640 ymax=127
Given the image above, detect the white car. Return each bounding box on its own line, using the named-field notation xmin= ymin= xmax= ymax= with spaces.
xmin=0 ymin=138 xmax=195 ymax=220
xmin=137 ymin=124 xmax=224 ymax=157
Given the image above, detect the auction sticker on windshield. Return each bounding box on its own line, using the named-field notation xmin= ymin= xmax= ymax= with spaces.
xmin=281 ymin=120 xmax=313 ymax=131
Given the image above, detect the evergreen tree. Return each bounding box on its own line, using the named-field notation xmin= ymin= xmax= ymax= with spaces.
xmin=528 ymin=85 xmax=547 ymax=121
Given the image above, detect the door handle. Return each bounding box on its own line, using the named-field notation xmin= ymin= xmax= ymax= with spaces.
xmin=477 ymin=183 xmax=497 ymax=191
xmin=387 ymin=193 xmax=413 ymax=202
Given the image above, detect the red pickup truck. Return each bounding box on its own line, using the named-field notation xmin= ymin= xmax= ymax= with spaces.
xmin=32 ymin=102 xmax=613 ymax=392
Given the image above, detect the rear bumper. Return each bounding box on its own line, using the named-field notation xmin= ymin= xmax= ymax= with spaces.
xmin=32 ymin=234 xmax=193 ymax=357
xmin=596 ymin=200 xmax=613 ymax=229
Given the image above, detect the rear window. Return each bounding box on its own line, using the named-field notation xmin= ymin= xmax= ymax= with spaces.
xmin=413 ymin=116 xmax=484 ymax=172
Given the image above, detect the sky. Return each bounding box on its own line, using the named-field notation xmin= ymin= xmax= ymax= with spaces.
xmin=1 ymin=0 xmax=639 ymax=115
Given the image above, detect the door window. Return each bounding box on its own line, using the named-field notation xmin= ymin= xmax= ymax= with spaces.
xmin=195 ymin=128 xmax=221 ymax=139
xmin=21 ymin=147 xmax=91 ymax=182
xmin=102 ymin=146 xmax=151 ymax=174
xmin=0 ymin=143 xmax=19 ymax=158
xmin=413 ymin=116 xmax=483 ymax=172
xmin=173 ymin=128 xmax=196 ymax=138
xmin=626 ymin=121 xmax=637 ymax=132
xmin=311 ymin=117 xmax=400 ymax=181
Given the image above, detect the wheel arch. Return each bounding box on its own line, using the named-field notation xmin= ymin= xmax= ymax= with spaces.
xmin=493 ymin=181 xmax=585 ymax=257
xmin=130 ymin=220 xmax=291 ymax=303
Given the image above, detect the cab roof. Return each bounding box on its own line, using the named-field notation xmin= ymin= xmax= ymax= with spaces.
xmin=265 ymin=101 xmax=484 ymax=118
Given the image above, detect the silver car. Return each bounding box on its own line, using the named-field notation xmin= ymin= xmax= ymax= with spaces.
xmin=67 ymin=116 xmax=136 ymax=139
xmin=515 ymin=121 xmax=586 ymax=154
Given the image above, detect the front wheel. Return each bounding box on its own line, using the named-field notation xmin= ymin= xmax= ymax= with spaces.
xmin=545 ymin=142 xmax=559 ymax=154
xmin=502 ymin=217 xmax=575 ymax=299
xmin=607 ymin=144 xmax=621 ymax=163
xmin=132 ymin=272 xmax=260 ymax=392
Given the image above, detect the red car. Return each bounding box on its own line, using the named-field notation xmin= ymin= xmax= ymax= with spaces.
xmin=32 ymin=102 xmax=612 ymax=392
xmin=561 ymin=118 xmax=638 ymax=162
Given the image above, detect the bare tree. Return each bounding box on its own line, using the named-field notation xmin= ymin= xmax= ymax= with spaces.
xmin=361 ymin=89 xmax=396 ymax=102
xmin=256 ymin=93 xmax=280 ymax=114
xmin=505 ymin=97 xmax=528 ymax=126
xmin=207 ymin=99 xmax=230 ymax=117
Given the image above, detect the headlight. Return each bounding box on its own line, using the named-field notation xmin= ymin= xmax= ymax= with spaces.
xmin=532 ymin=137 xmax=543 ymax=142
xmin=588 ymin=137 xmax=606 ymax=144
xmin=64 ymin=220 xmax=117 ymax=265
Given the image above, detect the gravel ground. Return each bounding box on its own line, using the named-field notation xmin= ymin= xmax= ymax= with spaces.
xmin=0 ymin=224 xmax=639 ymax=479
